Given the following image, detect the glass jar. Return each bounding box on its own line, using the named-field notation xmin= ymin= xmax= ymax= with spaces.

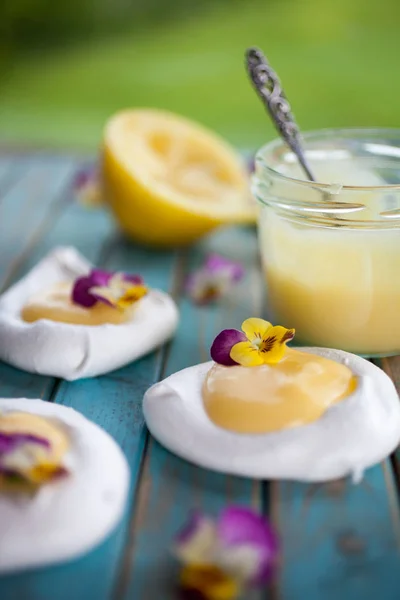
xmin=252 ymin=128 xmax=400 ymax=357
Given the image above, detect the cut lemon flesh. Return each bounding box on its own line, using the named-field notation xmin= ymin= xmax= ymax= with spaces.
xmin=101 ymin=109 xmax=255 ymax=246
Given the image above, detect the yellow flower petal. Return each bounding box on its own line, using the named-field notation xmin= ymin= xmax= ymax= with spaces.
xmin=25 ymin=463 xmax=62 ymax=484
xmin=116 ymin=285 xmax=148 ymax=309
xmin=267 ymin=325 xmax=295 ymax=346
xmin=230 ymin=341 xmax=264 ymax=367
xmin=241 ymin=318 xmax=272 ymax=343
xmin=180 ymin=564 xmax=239 ymax=600
xmin=259 ymin=325 xmax=295 ymax=364
xmin=259 ymin=340 xmax=286 ymax=364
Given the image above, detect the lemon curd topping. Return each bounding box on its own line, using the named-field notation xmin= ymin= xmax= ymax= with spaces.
xmin=21 ymin=283 xmax=135 ymax=326
xmin=203 ymin=348 xmax=357 ymax=434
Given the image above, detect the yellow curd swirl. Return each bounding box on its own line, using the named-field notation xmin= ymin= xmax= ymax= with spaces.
xmin=203 ymin=348 xmax=356 ymax=434
xmin=21 ymin=282 xmax=134 ymax=326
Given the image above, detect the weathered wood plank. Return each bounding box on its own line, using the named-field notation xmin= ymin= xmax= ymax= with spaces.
xmin=0 ymin=156 xmax=82 ymax=399
xmin=0 ymin=156 xmax=32 ymax=205
xmin=0 ymin=157 xmax=18 ymax=198
xmin=120 ymin=226 xmax=264 ymax=600
xmin=275 ymin=462 xmax=400 ymax=600
xmin=0 ymin=156 xmax=77 ymax=290
xmin=378 ymin=356 xmax=400 ymax=495
xmin=274 ymin=355 xmax=400 ymax=599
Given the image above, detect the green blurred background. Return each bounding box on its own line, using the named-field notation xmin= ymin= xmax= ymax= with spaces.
xmin=0 ymin=0 xmax=399 ymax=150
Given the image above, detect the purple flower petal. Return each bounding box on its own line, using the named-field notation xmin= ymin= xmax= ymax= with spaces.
xmin=174 ymin=511 xmax=216 ymax=565
xmin=217 ymin=507 xmax=279 ymax=585
xmin=185 ymin=255 xmax=244 ymax=305
xmin=204 ymin=255 xmax=244 ymax=282
xmin=90 ymin=269 xmax=113 ymax=285
xmin=0 ymin=432 xmax=49 ymax=455
xmin=123 ymin=273 xmax=144 ymax=285
xmin=71 ymin=269 xmax=142 ymax=308
xmin=210 ymin=329 xmax=246 ymax=366
xmin=73 ymin=168 xmax=96 ymax=191
xmin=175 ymin=511 xmax=208 ymax=545
xmin=72 ymin=275 xmax=98 ymax=308
xmin=247 ymin=155 xmax=255 ymax=174
xmin=72 ymin=269 xmax=114 ymax=307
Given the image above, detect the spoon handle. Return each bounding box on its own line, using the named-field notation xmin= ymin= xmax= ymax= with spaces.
xmin=246 ymin=47 xmax=316 ymax=182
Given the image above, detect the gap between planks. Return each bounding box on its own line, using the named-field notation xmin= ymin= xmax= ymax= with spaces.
xmin=377 ymin=357 xmax=400 ymax=508
xmin=0 ymin=159 xmax=78 ymax=293
xmin=112 ymin=250 xmax=187 ymax=600
xmin=113 ymin=229 xmax=266 ymax=600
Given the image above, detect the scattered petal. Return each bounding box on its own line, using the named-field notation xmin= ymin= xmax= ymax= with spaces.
xmin=175 ymin=511 xmax=217 ymax=564
xmin=217 ymin=507 xmax=279 ymax=585
xmin=210 ymin=330 xmax=246 ymax=366
xmin=186 ymin=255 xmax=244 ymax=305
xmin=73 ymin=169 xmax=94 ymax=190
xmin=247 ymin=155 xmax=255 ymax=174
xmin=173 ymin=506 xmax=278 ymax=599
xmin=73 ymin=168 xmax=104 ymax=207
xmin=180 ymin=565 xmax=239 ymax=600
xmin=204 ymin=255 xmax=244 ymax=282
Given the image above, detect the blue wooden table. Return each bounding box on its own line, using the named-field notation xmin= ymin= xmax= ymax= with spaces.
xmin=0 ymin=151 xmax=400 ymax=600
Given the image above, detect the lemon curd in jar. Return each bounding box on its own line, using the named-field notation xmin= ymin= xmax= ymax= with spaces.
xmin=21 ymin=283 xmax=134 ymax=326
xmin=203 ymin=348 xmax=356 ymax=434
xmin=260 ymin=217 xmax=400 ymax=355
xmin=254 ymin=129 xmax=400 ymax=357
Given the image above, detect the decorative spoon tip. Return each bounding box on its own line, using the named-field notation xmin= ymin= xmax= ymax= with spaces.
xmin=245 ymin=46 xmax=315 ymax=182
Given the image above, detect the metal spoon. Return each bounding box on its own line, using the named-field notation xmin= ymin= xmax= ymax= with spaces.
xmin=245 ymin=47 xmax=366 ymax=218
xmin=245 ymin=46 xmax=316 ymax=182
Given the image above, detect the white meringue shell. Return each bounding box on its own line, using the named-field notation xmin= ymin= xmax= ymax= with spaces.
xmin=0 ymin=247 xmax=179 ymax=380
xmin=143 ymin=348 xmax=400 ymax=482
xmin=0 ymin=398 xmax=129 ymax=573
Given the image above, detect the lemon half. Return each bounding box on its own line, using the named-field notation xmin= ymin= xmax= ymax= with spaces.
xmin=101 ymin=109 xmax=255 ymax=246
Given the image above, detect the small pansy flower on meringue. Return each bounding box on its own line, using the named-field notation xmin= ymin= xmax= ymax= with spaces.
xmin=73 ymin=168 xmax=103 ymax=207
xmin=0 ymin=416 xmax=68 ymax=489
xmin=211 ymin=318 xmax=295 ymax=367
xmin=72 ymin=269 xmax=148 ymax=311
xmin=174 ymin=506 xmax=278 ymax=600
xmin=186 ymin=255 xmax=244 ymax=305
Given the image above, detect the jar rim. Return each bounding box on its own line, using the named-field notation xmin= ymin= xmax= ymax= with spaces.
xmin=255 ymin=127 xmax=400 ymax=192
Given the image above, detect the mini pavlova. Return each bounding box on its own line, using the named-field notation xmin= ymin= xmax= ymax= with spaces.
xmin=0 ymin=247 xmax=179 ymax=380
xmin=144 ymin=318 xmax=400 ymax=482
xmin=0 ymin=397 xmax=129 ymax=573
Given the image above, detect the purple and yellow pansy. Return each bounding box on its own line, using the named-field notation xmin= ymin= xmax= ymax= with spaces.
xmin=186 ymin=255 xmax=244 ymax=305
xmin=0 ymin=414 xmax=69 ymax=490
xmin=72 ymin=269 xmax=148 ymax=311
xmin=73 ymin=168 xmax=103 ymax=207
xmin=211 ymin=318 xmax=295 ymax=367
xmin=174 ymin=506 xmax=278 ymax=600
